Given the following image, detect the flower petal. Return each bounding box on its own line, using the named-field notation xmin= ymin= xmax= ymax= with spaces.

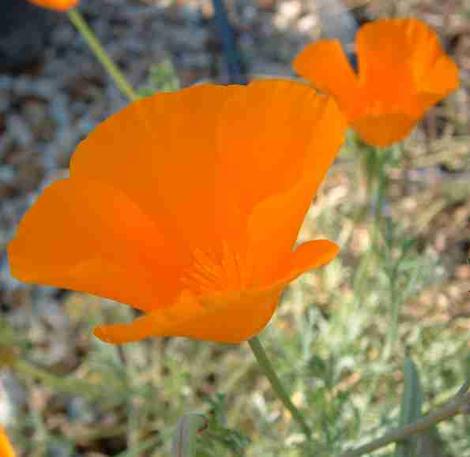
xmin=0 ymin=427 xmax=15 ymax=457
xmin=404 ymin=20 xmax=459 ymax=98
xmin=94 ymin=287 xmax=282 ymax=344
xmin=275 ymin=239 xmax=339 ymax=285
xmin=94 ymin=240 xmax=339 ymax=345
xmin=28 ymin=0 xmax=78 ymax=11
xmin=351 ymin=113 xmax=417 ymax=148
xmin=70 ymin=80 xmax=346 ymax=268
xmin=70 ymin=84 xmax=244 ymax=254
xmin=293 ymin=39 xmax=358 ymax=111
xmin=417 ymin=55 xmax=459 ymax=107
xmin=242 ymin=95 xmax=346 ymax=282
xmin=8 ymin=179 xmax=183 ymax=311
xmin=355 ymin=20 xmax=420 ymax=117
xmin=356 ymin=18 xmax=458 ymax=119
xmin=217 ymin=81 xmax=346 ymax=210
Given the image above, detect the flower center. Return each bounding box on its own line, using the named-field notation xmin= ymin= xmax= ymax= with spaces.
xmin=182 ymin=243 xmax=248 ymax=294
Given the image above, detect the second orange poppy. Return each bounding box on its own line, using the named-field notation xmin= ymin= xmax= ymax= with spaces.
xmin=293 ymin=18 xmax=459 ymax=147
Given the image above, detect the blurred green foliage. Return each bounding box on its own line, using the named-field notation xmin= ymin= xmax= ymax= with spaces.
xmin=138 ymin=59 xmax=180 ymax=97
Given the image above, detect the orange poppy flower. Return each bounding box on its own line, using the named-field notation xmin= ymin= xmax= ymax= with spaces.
xmin=293 ymin=18 xmax=459 ymax=147
xmin=27 ymin=0 xmax=78 ymax=12
xmin=8 ymin=80 xmax=346 ymax=344
xmin=0 ymin=427 xmax=15 ymax=457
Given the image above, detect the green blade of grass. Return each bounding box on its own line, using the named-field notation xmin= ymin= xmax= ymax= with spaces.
xmin=395 ymin=357 xmax=423 ymax=457
xmin=172 ymin=413 xmax=207 ymax=457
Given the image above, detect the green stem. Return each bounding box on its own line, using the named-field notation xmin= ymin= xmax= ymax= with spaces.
xmin=67 ymin=9 xmax=138 ymax=102
xmin=339 ymin=387 xmax=470 ymax=457
xmin=373 ymin=146 xmax=390 ymax=227
xmin=248 ymin=336 xmax=312 ymax=440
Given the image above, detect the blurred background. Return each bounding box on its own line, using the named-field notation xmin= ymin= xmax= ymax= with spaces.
xmin=0 ymin=0 xmax=470 ymax=455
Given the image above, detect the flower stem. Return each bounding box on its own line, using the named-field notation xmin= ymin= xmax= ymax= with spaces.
xmin=248 ymin=336 xmax=312 ymax=440
xmin=67 ymin=9 xmax=138 ymax=102
xmin=339 ymin=385 xmax=470 ymax=457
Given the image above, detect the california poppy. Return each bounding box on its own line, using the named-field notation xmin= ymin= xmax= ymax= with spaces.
xmin=8 ymin=81 xmax=346 ymax=344
xmin=27 ymin=0 xmax=78 ymax=12
xmin=0 ymin=427 xmax=15 ymax=457
xmin=293 ymin=18 xmax=459 ymax=147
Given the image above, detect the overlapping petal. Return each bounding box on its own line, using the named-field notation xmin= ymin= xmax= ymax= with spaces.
xmin=9 ymin=179 xmax=179 ymax=312
xmin=94 ymin=240 xmax=339 ymax=344
xmin=293 ymin=18 xmax=459 ymax=147
xmin=9 ymin=80 xmax=346 ymax=344
xmin=293 ymin=40 xmax=357 ymax=113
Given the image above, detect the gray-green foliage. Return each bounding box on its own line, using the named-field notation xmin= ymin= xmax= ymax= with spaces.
xmin=138 ymin=59 xmax=180 ymax=96
xmin=395 ymin=357 xmax=423 ymax=457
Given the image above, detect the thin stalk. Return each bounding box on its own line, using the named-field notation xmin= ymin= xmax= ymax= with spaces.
xmin=67 ymin=9 xmax=138 ymax=102
xmin=16 ymin=359 xmax=103 ymax=399
xmin=366 ymin=146 xmax=401 ymax=356
xmin=339 ymin=385 xmax=470 ymax=457
xmin=373 ymin=147 xmax=388 ymax=224
xmin=248 ymin=336 xmax=312 ymax=440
